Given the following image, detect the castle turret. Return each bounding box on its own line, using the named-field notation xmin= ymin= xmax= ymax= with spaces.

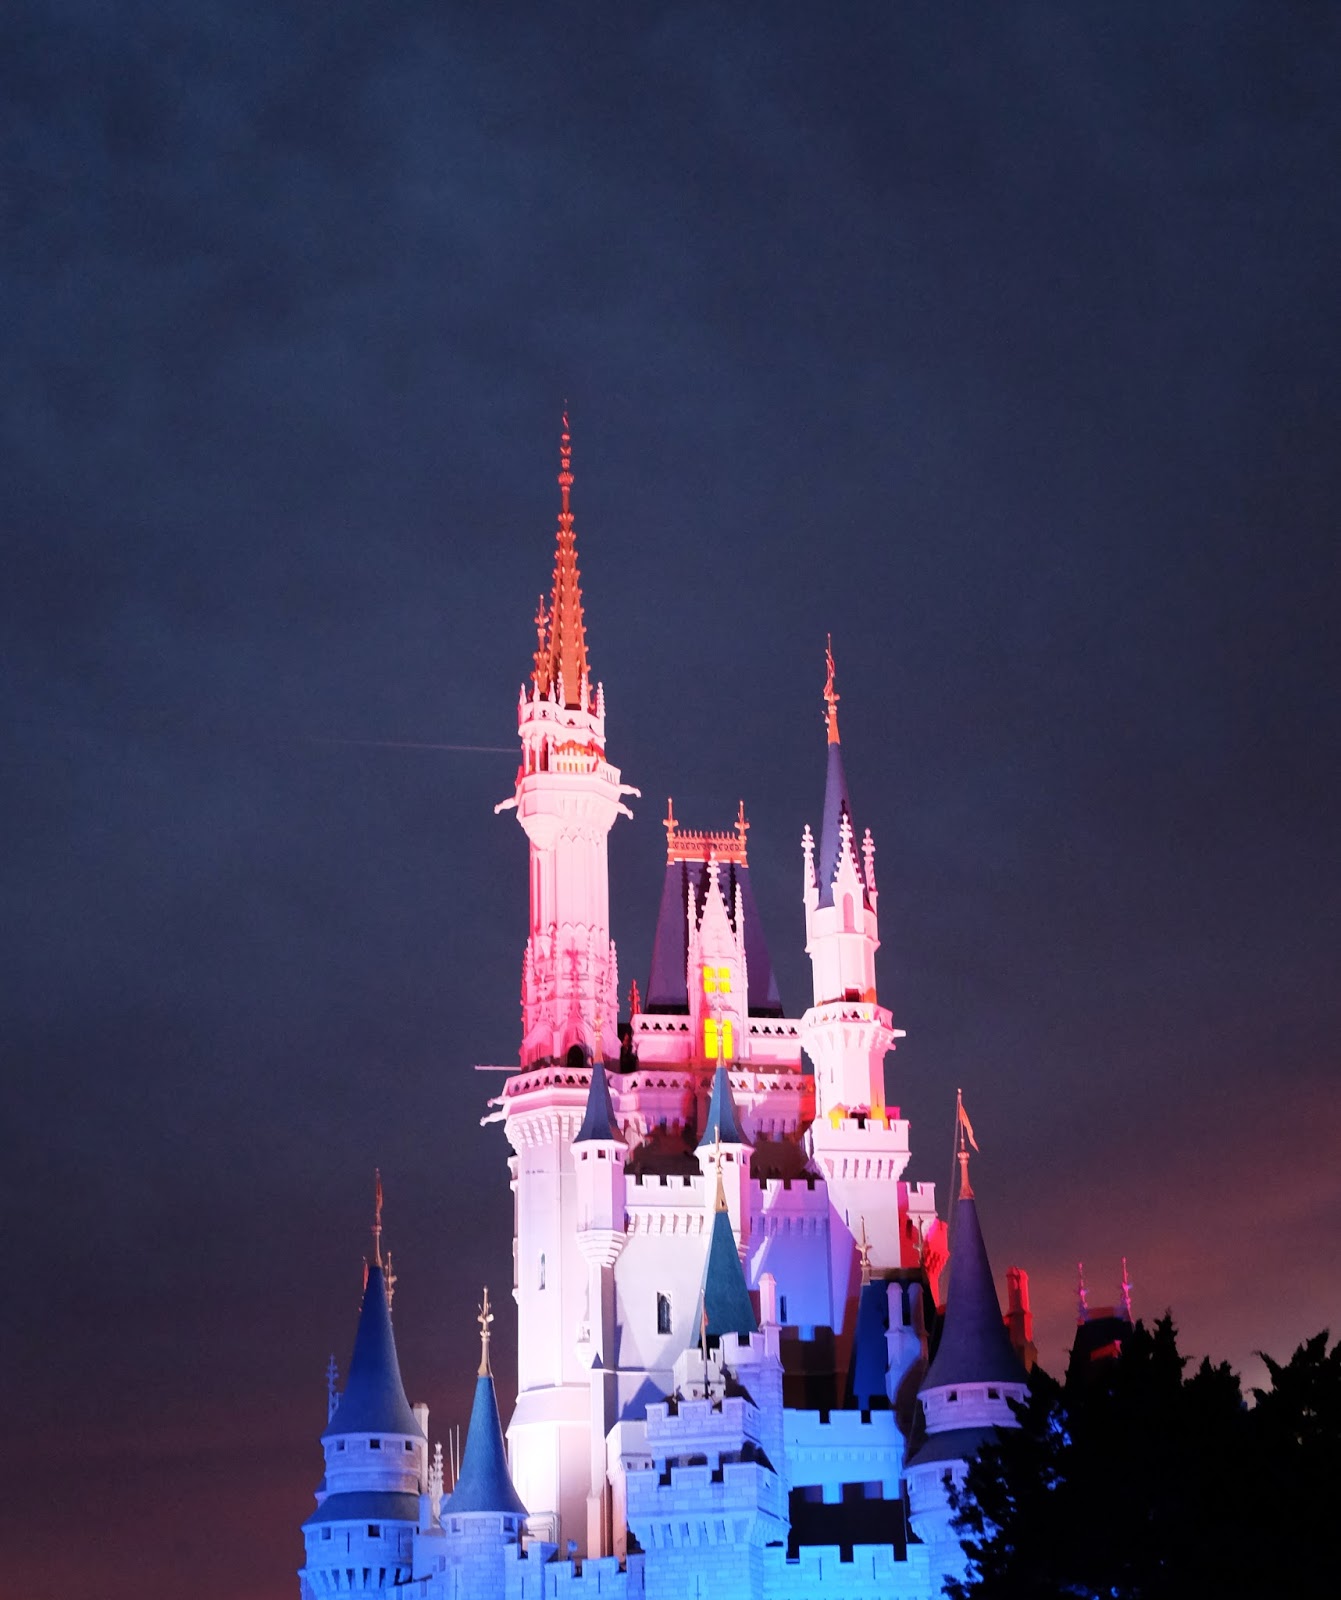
xmin=905 ymin=1128 xmax=1026 ymax=1589
xmin=417 ymin=1290 xmax=528 ymax=1600
xmin=496 ymin=412 xmax=640 ymax=1069
xmin=495 ymin=421 xmax=638 ymax=1559
xmin=572 ymin=1058 xmax=627 ymax=1557
xmin=800 ymin=642 xmax=914 ymax=1281
xmin=299 ymin=1179 xmax=426 ymax=1599
xmin=696 ymin=1062 xmax=752 ymax=1253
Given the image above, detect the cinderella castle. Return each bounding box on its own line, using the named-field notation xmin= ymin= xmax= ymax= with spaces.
xmin=296 ymin=420 xmax=1048 ymax=1598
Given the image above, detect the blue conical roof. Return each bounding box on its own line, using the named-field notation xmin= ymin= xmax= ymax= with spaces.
xmin=323 ymin=1265 xmax=424 ymax=1440
xmin=443 ymin=1373 xmax=528 ymax=1517
xmin=921 ymin=1194 xmax=1024 ymax=1392
xmin=696 ymin=1204 xmax=758 ymax=1342
xmin=697 ymin=1063 xmax=750 ymax=1150
xmin=574 ymin=1058 xmax=622 ymax=1144
xmin=816 ymin=741 xmax=868 ymax=910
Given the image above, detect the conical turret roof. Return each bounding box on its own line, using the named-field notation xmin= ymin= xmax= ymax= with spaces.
xmin=574 ymin=1057 xmax=622 ymax=1144
xmin=322 ymin=1264 xmax=423 ymax=1440
xmin=697 ymin=1062 xmax=750 ymax=1150
xmin=695 ymin=1198 xmax=757 ymax=1343
xmin=443 ymin=1372 xmax=528 ymax=1517
xmin=921 ymin=1192 xmax=1024 ymax=1392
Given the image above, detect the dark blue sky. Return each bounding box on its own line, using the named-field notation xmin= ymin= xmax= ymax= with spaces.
xmin=4 ymin=5 xmax=1339 ymax=1596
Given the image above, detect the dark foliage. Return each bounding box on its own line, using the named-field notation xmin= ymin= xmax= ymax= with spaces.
xmin=947 ymin=1317 xmax=1337 ymax=1599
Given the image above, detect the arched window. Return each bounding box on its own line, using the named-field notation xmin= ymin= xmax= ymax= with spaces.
xmin=539 ymin=1253 xmax=546 ymax=1291
xmin=656 ymin=1292 xmax=672 ymax=1335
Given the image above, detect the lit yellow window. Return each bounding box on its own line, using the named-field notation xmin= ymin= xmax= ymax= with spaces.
xmin=702 ymin=967 xmax=717 ymax=995
xmin=702 ymin=965 xmax=731 ymax=995
xmin=704 ymin=1018 xmax=735 ymax=1061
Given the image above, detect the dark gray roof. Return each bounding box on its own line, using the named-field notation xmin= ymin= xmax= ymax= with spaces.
xmin=816 ymin=741 xmax=870 ymax=911
xmin=302 ymin=1490 xmax=421 ymax=1528
xmin=322 ymin=1264 xmax=424 ymax=1441
xmin=443 ymin=1373 xmax=527 ymax=1517
xmin=905 ymin=1424 xmax=1001 ymax=1470
xmin=697 ymin=1063 xmax=750 ymax=1149
xmin=574 ymin=1058 xmax=622 ymax=1144
xmin=921 ymin=1194 xmax=1026 ymax=1392
xmin=646 ymin=858 xmax=783 ymax=1017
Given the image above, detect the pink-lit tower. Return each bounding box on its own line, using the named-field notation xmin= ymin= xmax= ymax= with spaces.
xmin=492 ymin=416 xmax=638 ymax=1557
xmin=801 ymin=643 xmax=934 ymax=1289
xmin=496 ymin=412 xmax=639 ymax=1069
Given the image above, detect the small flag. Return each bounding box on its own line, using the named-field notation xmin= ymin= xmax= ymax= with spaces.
xmin=957 ymin=1095 xmax=979 ymax=1152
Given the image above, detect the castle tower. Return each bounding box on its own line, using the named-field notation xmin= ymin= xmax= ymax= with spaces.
xmin=800 ymin=642 xmax=914 ymax=1276
xmin=905 ymin=1133 xmax=1027 ymax=1590
xmin=495 ymin=418 xmax=638 ymax=1559
xmin=496 ymin=412 xmax=639 ymax=1069
xmin=299 ymin=1182 xmax=427 ymax=1598
xmin=695 ymin=1061 xmax=752 ymax=1253
xmin=571 ymin=1059 xmax=628 ymax=1557
xmin=415 ymin=1289 xmax=528 ymax=1600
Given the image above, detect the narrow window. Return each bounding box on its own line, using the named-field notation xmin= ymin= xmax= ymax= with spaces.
xmin=704 ymin=1017 xmax=719 ymax=1059
xmin=656 ymin=1292 xmax=672 ymax=1335
xmin=716 ymin=965 xmax=731 ymax=994
xmin=404 ymin=1440 xmax=414 ymax=1451
xmin=722 ymin=1019 xmax=734 ymax=1058
xmin=947 ymin=1391 xmax=958 ymax=1403
xmin=779 ymin=1295 xmax=788 ymax=1323
xmin=322 ymin=1528 xmax=332 ymax=1541
xmin=368 ymin=1524 xmax=381 ymax=1537
xmin=702 ymin=966 xmax=717 ymax=995
xmin=539 ymin=1252 xmax=546 ymax=1291
xmin=370 ymin=1438 xmax=381 ymax=1449
xmin=336 ymin=1440 xmax=345 ymax=1452
xmin=843 ymin=893 xmax=855 ymax=931
xmin=988 ymin=1387 xmax=1000 ymax=1399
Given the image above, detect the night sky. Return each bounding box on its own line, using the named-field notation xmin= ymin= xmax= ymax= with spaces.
xmin=5 ymin=5 xmax=1340 ymax=1597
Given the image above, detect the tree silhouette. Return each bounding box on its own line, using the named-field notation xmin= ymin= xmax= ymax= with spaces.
xmin=947 ymin=1318 xmax=1336 ymax=1598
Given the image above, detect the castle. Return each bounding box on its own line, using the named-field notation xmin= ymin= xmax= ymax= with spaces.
xmin=297 ymin=420 xmax=1038 ymax=1599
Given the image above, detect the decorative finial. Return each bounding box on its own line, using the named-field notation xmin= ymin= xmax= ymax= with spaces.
xmin=663 ymin=797 xmax=678 ymax=860
xmin=1077 ymin=1262 xmax=1089 ymax=1323
xmin=477 ymin=1286 xmax=494 ymax=1376
xmin=955 ymin=1089 xmax=977 ymax=1198
xmin=857 ymin=1217 xmax=873 ymax=1286
xmin=713 ymin=1131 xmax=728 ymax=1212
xmin=384 ymin=1249 xmax=396 ymax=1312
xmin=734 ymin=799 xmax=749 ymax=856
xmin=628 ymin=978 xmax=641 ymax=1017
xmin=823 ymin=634 xmax=841 ymax=745
xmin=372 ymin=1168 xmax=384 ymax=1267
xmin=1120 ymin=1257 xmax=1133 ymax=1321
xmin=325 ymin=1353 xmax=339 ymax=1422
xmin=559 ymin=404 xmax=572 ymax=514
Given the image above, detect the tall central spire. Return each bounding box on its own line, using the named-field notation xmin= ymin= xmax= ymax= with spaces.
xmin=533 ymin=410 xmax=591 ymax=709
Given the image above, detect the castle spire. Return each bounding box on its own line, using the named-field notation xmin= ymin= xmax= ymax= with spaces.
xmin=823 ymin=633 xmax=841 ymax=744
xmin=371 ymin=1167 xmax=383 ymax=1268
xmin=814 ymin=639 xmax=868 ymax=910
xmin=477 ymin=1286 xmax=494 ymax=1377
xmin=532 ymin=409 xmax=591 ymax=709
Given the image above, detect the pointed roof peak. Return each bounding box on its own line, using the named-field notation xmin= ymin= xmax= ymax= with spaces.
xmin=696 ymin=1205 xmax=757 ymax=1344
xmin=574 ymin=1057 xmax=623 ymax=1144
xmin=698 ymin=1061 xmax=750 ymax=1149
xmin=444 ymin=1317 xmax=528 ymax=1519
xmin=532 ymin=408 xmax=591 ymax=709
xmin=323 ymin=1261 xmax=423 ymax=1440
xmin=922 ymin=1182 xmax=1024 ymax=1394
